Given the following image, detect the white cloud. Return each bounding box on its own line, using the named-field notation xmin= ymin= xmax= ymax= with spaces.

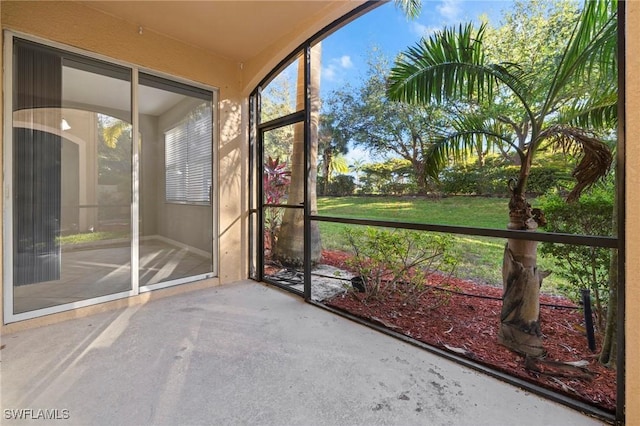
xmin=340 ymin=55 xmax=353 ymax=69
xmin=322 ymin=55 xmax=355 ymax=83
xmin=437 ymin=0 xmax=462 ymax=22
xmin=323 ymin=65 xmax=337 ymax=81
xmin=410 ymin=22 xmax=439 ymax=38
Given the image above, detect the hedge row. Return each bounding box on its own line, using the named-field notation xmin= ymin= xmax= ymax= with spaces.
xmin=439 ymin=164 xmax=571 ymax=196
xmin=320 ymin=163 xmax=573 ymax=197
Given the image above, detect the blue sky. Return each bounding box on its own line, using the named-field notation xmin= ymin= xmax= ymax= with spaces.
xmin=319 ymin=0 xmax=512 ymax=96
xmin=318 ymin=0 xmax=514 ymax=163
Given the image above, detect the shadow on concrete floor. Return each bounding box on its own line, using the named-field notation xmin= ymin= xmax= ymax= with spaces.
xmin=1 ymin=281 xmax=605 ymax=425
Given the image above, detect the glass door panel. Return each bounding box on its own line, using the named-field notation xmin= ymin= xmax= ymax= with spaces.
xmin=259 ymin=53 xmax=303 ymax=123
xmin=12 ymin=40 xmax=132 ymax=313
xmin=262 ymin=123 xmax=305 ymax=292
xmin=138 ymin=73 xmax=214 ymax=287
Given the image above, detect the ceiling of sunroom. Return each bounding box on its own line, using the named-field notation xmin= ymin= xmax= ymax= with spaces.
xmin=80 ymin=1 xmax=364 ymax=63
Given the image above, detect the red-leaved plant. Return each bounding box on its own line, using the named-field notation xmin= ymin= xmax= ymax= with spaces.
xmin=263 ymin=156 xmax=291 ymax=251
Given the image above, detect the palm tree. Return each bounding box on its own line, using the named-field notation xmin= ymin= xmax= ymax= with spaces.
xmin=272 ymin=0 xmax=422 ymax=267
xmin=393 ymin=0 xmax=421 ymax=19
xmin=318 ymin=110 xmax=349 ymax=194
xmin=349 ymin=158 xmax=366 ymax=190
xmin=327 ymin=155 xmax=350 ymax=179
xmin=272 ymin=44 xmax=323 ymax=267
xmin=387 ymin=0 xmax=617 ymax=356
xmin=99 ymin=115 xmax=131 ymax=149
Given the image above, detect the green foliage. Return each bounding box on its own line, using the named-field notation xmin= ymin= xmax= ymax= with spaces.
xmin=97 ymin=114 xmax=132 ymax=224
xmin=325 ymin=52 xmax=449 ymax=195
xmin=344 ymin=227 xmax=455 ymax=303
xmin=359 ymin=159 xmax=421 ymax=195
xmin=393 ymin=0 xmax=422 ymax=19
xmin=387 ymin=0 xmax=617 ymax=201
xmin=58 ymin=231 xmax=129 ymax=245
xmin=318 ymin=174 xmax=356 ymax=197
xmin=260 ymin=72 xmax=296 ymax=163
xmin=525 ymin=165 xmax=571 ymax=195
xmin=98 ymin=114 xmax=132 ymax=185
xmin=260 ymin=63 xmax=297 ymax=121
xmin=318 ymin=97 xmax=351 ymax=194
xmin=317 ymin=196 xmax=568 ymax=292
xmin=439 ymin=162 xmax=570 ymax=196
xmin=484 ymin=0 xmax=581 ymax=102
xmin=539 ymin=182 xmax=614 ymax=325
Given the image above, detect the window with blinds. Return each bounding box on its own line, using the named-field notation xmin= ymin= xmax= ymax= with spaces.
xmin=165 ymin=103 xmax=212 ymax=204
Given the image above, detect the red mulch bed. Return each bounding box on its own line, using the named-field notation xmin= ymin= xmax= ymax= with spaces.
xmin=320 ymin=250 xmax=617 ymax=414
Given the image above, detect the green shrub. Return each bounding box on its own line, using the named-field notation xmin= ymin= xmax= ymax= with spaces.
xmin=329 ymin=174 xmax=356 ymax=196
xmin=538 ymin=182 xmax=614 ymax=327
xmin=525 ymin=165 xmax=572 ymax=196
xmin=359 ymin=159 xmax=418 ymax=195
xmin=343 ymin=227 xmax=456 ymax=303
xmin=380 ymin=181 xmax=418 ymax=195
xmin=439 ymin=162 xmax=570 ymax=196
xmin=440 ymin=165 xmax=481 ymax=195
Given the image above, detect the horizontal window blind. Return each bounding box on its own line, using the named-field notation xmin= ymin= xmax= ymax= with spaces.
xmin=165 ymin=104 xmax=212 ymax=204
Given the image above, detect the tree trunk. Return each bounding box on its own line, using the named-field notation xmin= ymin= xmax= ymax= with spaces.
xmin=599 ymin=183 xmax=618 ymax=367
xmin=498 ymin=193 xmax=547 ymax=357
xmin=322 ymin=148 xmax=332 ymax=194
xmin=273 ymin=45 xmax=322 ymax=267
xmin=599 ymin=248 xmax=617 ymax=367
xmin=413 ymin=161 xmax=429 ymax=195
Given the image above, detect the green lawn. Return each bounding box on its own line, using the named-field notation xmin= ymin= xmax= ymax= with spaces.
xmin=318 ymin=195 xmax=508 ymax=228
xmin=316 ymin=195 xmax=566 ymax=294
xmin=58 ymin=231 xmax=129 ymax=245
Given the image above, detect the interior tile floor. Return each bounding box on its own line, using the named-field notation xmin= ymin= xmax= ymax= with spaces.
xmin=12 ymin=237 xmax=211 ymax=314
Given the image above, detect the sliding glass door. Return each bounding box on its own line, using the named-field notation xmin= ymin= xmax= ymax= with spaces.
xmin=138 ymin=73 xmax=214 ymax=288
xmin=11 ymin=39 xmax=132 ymax=314
xmin=5 ymin=35 xmax=216 ymax=321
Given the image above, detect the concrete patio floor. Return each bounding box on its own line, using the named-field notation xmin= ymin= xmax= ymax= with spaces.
xmin=1 ymin=280 xmax=605 ymax=425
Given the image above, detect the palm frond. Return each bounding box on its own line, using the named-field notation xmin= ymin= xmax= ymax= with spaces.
xmin=538 ymin=125 xmax=612 ymax=202
xmin=387 ymin=24 xmax=535 ymax=123
xmin=328 ymin=155 xmax=350 ymax=179
xmin=424 ymin=115 xmax=516 ymax=179
xmin=102 ymin=123 xmax=125 ymax=149
xmin=393 ymin=0 xmax=422 ymax=20
xmin=544 ymin=0 xmax=617 ymax=116
xmin=388 ymin=24 xmax=489 ymax=104
xmin=562 ymin=91 xmax=618 ymax=128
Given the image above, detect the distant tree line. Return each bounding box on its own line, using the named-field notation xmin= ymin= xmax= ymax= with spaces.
xmin=319 ymin=152 xmax=579 ymax=198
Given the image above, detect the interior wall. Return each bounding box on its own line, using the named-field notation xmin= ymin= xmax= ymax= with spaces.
xmin=140 ymin=113 xmax=159 ymax=237
xmin=0 ymin=0 xmax=247 ymax=330
xmin=151 ymin=96 xmax=213 ymax=253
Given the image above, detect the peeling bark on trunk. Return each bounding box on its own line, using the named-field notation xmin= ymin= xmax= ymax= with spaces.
xmin=498 ymin=193 xmax=547 ymax=358
xmin=499 ymin=243 xmax=546 ymax=357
